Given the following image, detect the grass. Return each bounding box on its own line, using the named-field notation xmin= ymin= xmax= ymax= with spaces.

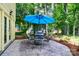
xmin=58 ymin=35 xmax=79 ymax=46
xmin=70 ymin=36 xmax=79 ymax=46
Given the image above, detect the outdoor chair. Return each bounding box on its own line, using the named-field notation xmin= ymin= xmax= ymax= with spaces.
xmin=26 ymin=30 xmax=34 ymax=40
xmin=34 ymin=30 xmax=44 ymax=45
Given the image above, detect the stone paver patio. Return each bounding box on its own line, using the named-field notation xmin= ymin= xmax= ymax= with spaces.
xmin=1 ymin=39 xmax=72 ymax=56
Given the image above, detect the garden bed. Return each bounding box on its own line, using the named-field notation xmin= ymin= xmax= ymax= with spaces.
xmin=15 ymin=35 xmax=26 ymax=39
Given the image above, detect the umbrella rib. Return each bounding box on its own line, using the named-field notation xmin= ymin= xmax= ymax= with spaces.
xmin=39 ymin=15 xmax=40 ymax=24
xmin=27 ymin=17 xmax=35 ymax=23
xmin=42 ymin=17 xmax=48 ymax=24
xmin=25 ymin=15 xmax=55 ymax=24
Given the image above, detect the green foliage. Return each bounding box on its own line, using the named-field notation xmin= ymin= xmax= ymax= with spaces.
xmin=53 ymin=3 xmax=79 ymax=35
xmin=16 ymin=3 xmax=79 ymax=36
xmin=16 ymin=3 xmax=35 ymax=33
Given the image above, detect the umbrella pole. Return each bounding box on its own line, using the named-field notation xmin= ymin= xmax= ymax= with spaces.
xmin=46 ymin=24 xmax=48 ymax=36
xmin=33 ymin=24 xmax=35 ymax=39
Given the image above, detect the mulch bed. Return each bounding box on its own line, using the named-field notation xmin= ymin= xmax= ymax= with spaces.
xmin=15 ymin=35 xmax=26 ymax=39
xmin=47 ymin=36 xmax=79 ymax=56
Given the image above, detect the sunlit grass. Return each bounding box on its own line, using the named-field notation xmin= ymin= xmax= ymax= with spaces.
xmin=59 ymin=35 xmax=79 ymax=46
xmin=70 ymin=36 xmax=79 ymax=46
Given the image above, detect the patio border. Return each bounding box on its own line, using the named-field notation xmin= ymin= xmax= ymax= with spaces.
xmin=0 ymin=39 xmax=15 ymax=56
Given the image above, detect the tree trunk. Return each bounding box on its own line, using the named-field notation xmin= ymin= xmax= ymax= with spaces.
xmin=64 ymin=3 xmax=68 ymax=35
xmin=45 ymin=4 xmax=48 ymax=35
xmin=78 ymin=28 xmax=79 ymax=35
xmin=65 ymin=25 xmax=67 ymax=35
xmin=73 ymin=24 xmax=75 ymax=36
xmin=73 ymin=11 xmax=77 ymax=36
xmin=67 ymin=24 xmax=69 ymax=35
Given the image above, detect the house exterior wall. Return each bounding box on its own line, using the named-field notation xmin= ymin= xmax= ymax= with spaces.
xmin=0 ymin=3 xmax=16 ymax=53
xmin=0 ymin=10 xmax=2 ymax=51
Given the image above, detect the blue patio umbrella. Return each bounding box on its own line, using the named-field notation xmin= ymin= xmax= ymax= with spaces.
xmin=24 ymin=15 xmax=55 ymax=24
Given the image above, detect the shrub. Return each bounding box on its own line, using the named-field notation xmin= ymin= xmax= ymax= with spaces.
xmin=15 ymin=32 xmax=23 ymax=35
xmin=62 ymin=36 xmax=71 ymax=42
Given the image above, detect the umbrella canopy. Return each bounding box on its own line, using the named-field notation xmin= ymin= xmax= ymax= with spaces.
xmin=24 ymin=15 xmax=55 ymax=24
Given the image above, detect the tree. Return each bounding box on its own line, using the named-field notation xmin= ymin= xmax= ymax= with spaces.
xmin=54 ymin=3 xmax=79 ymax=36
xmin=16 ymin=3 xmax=35 ymax=32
